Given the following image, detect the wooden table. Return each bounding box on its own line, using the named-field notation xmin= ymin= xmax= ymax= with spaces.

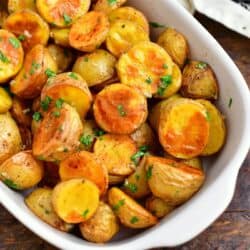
xmin=0 ymin=13 xmax=249 ymax=250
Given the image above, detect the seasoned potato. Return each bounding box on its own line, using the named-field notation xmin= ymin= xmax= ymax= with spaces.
xmin=197 ymin=99 xmax=226 ymax=155
xmin=108 ymin=174 xmax=125 ymax=185
xmin=145 ymin=156 xmax=205 ymax=205
xmin=73 ymin=50 xmax=116 ymax=87
xmin=106 ymin=20 xmax=149 ymax=57
xmin=0 ymin=150 xmax=44 ymax=190
xmin=36 ymin=0 xmax=90 ymax=28
xmin=108 ymin=187 xmax=157 ymax=228
xmin=69 ymin=11 xmax=109 ymax=52
xmin=157 ymin=28 xmax=189 ymax=68
xmin=41 ymin=72 xmax=92 ymax=118
xmin=0 ymin=87 xmax=12 ymax=113
xmin=50 ymin=28 xmax=70 ymax=47
xmin=19 ymin=126 xmax=32 ymax=150
xmin=25 ymin=188 xmax=73 ymax=231
xmin=11 ymin=44 xmax=57 ymax=99
xmin=52 ymin=178 xmax=100 ymax=223
xmin=8 ymin=0 xmax=37 ymax=13
xmin=32 ymin=103 xmax=83 ymax=162
xmin=4 ymin=9 xmax=49 ymax=52
xmin=94 ymin=134 xmax=137 ymax=176
xmin=94 ymin=0 xmax=127 ymax=14
xmin=93 ymin=84 xmax=148 ymax=134
xmin=0 ymin=29 xmax=24 ymax=83
xmin=0 ymin=113 xmax=22 ymax=164
xmin=117 ymin=41 xmax=173 ymax=97
xmin=181 ymin=60 xmax=219 ymax=100
xmin=79 ymin=201 xmax=119 ymax=243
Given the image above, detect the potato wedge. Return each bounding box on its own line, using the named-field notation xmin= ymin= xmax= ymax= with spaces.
xmin=94 ymin=134 xmax=137 ymax=176
xmin=0 ymin=87 xmax=12 ymax=113
xmin=52 ymin=178 xmax=100 ymax=223
xmin=4 ymin=9 xmax=49 ymax=52
xmin=108 ymin=187 xmax=157 ymax=228
xmin=94 ymin=0 xmax=127 ymax=14
xmin=50 ymin=28 xmax=70 ymax=47
xmin=93 ymin=84 xmax=148 ymax=134
xmin=0 ymin=150 xmax=44 ymax=190
xmin=69 ymin=11 xmax=109 ymax=52
xmin=79 ymin=201 xmax=119 ymax=243
xmin=8 ymin=0 xmax=37 ymax=13
xmin=108 ymin=174 xmax=125 ymax=185
xmin=25 ymin=188 xmax=73 ymax=231
xmin=117 ymin=41 xmax=173 ymax=97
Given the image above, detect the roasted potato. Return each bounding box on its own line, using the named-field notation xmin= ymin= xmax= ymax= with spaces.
xmin=69 ymin=11 xmax=109 ymax=52
xmin=93 ymin=84 xmax=148 ymax=134
xmin=0 ymin=87 xmax=12 ymax=113
xmin=0 ymin=29 xmax=24 ymax=83
xmin=0 ymin=150 xmax=44 ymax=190
xmin=108 ymin=174 xmax=125 ymax=185
xmin=52 ymin=178 xmax=100 ymax=223
xmin=25 ymin=188 xmax=73 ymax=231
xmin=108 ymin=187 xmax=157 ymax=228
xmin=50 ymin=28 xmax=70 ymax=47
xmin=94 ymin=134 xmax=137 ymax=176
xmin=145 ymin=156 xmax=205 ymax=205
xmin=117 ymin=41 xmax=173 ymax=97
xmin=8 ymin=0 xmax=37 ymax=13
xmin=94 ymin=0 xmax=127 ymax=14
xmin=181 ymin=60 xmax=219 ymax=100
xmin=79 ymin=201 xmax=119 ymax=243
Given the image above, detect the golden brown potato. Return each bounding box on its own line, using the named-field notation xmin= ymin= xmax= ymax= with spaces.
xmin=117 ymin=41 xmax=173 ymax=97
xmin=19 ymin=126 xmax=32 ymax=150
xmin=69 ymin=11 xmax=109 ymax=52
xmin=8 ymin=0 xmax=37 ymax=13
xmin=4 ymin=9 xmax=49 ymax=52
xmin=93 ymin=84 xmax=148 ymax=134
xmin=0 ymin=87 xmax=12 ymax=113
xmin=0 ymin=150 xmax=44 ymax=190
xmin=36 ymin=0 xmax=90 ymax=28
xmin=25 ymin=188 xmax=73 ymax=231
xmin=145 ymin=156 xmax=205 ymax=206
xmin=73 ymin=50 xmax=116 ymax=87
xmin=79 ymin=201 xmax=119 ymax=243
xmin=108 ymin=174 xmax=125 ymax=185
xmin=94 ymin=0 xmax=127 ymax=14
xmin=108 ymin=187 xmax=157 ymax=228
xmin=52 ymin=178 xmax=100 ymax=223
xmin=157 ymin=28 xmax=189 ymax=68
xmin=0 ymin=29 xmax=24 ymax=83
xmin=94 ymin=134 xmax=137 ymax=176
xmin=50 ymin=28 xmax=70 ymax=47
xmin=11 ymin=44 xmax=57 ymax=99
xmin=181 ymin=60 xmax=219 ymax=100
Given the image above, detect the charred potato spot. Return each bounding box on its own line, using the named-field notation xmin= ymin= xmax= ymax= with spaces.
xmin=19 ymin=126 xmax=32 ymax=150
xmin=8 ymin=0 xmax=37 ymax=13
xmin=0 ymin=87 xmax=12 ymax=113
xmin=94 ymin=0 xmax=127 ymax=14
xmin=50 ymin=28 xmax=70 ymax=47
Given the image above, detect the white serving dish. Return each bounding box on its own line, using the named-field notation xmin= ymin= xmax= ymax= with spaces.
xmin=0 ymin=0 xmax=250 ymax=249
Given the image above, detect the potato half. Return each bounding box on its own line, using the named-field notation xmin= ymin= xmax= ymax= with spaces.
xmin=94 ymin=0 xmax=127 ymax=14
xmin=0 ymin=87 xmax=12 ymax=113
xmin=8 ymin=0 xmax=37 ymax=13
xmin=50 ymin=28 xmax=70 ymax=47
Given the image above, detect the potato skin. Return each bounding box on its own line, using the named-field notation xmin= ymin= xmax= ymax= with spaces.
xmin=108 ymin=174 xmax=125 ymax=185
xmin=50 ymin=28 xmax=70 ymax=47
xmin=94 ymin=0 xmax=127 ymax=14
xmin=0 ymin=87 xmax=12 ymax=113
xmin=8 ymin=0 xmax=37 ymax=13
xmin=19 ymin=126 xmax=32 ymax=150
xmin=79 ymin=201 xmax=119 ymax=243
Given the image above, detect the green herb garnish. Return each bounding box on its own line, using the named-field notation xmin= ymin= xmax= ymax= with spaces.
xmin=94 ymin=129 xmax=106 ymax=137
xmin=33 ymin=111 xmax=42 ymax=121
xmin=228 ymin=97 xmax=233 ymax=108
xmin=130 ymin=216 xmax=139 ymax=224
xmin=117 ymin=104 xmax=126 ymax=117
xmin=63 ymin=13 xmax=72 ymax=25
xmin=80 ymin=134 xmax=94 ymax=147
xmin=18 ymin=34 xmax=26 ymax=41
xmin=157 ymin=75 xmax=172 ymax=96
xmin=82 ymin=209 xmax=89 ymax=218
xmin=146 ymin=165 xmax=153 ymax=180
xmin=41 ymin=96 xmax=52 ymax=111
xmin=68 ymin=72 xmax=78 ymax=80
xmin=0 ymin=51 xmax=10 ymax=63
xmin=163 ymin=63 xmax=168 ymax=69
xmin=196 ymin=62 xmax=207 ymax=69
xmin=45 ymin=68 xmax=56 ymax=78
xmin=30 ymin=61 xmax=41 ymax=75
xmin=145 ymin=76 xmax=152 ymax=84
xmin=53 ymin=110 xmax=60 ymax=117
xmin=55 ymin=98 xmax=64 ymax=109
xmin=131 ymin=145 xmax=149 ymax=165
xmin=124 ymin=182 xmax=138 ymax=193
xmin=149 ymin=22 xmax=166 ymax=28
xmin=113 ymin=199 xmax=125 ymax=212
xmin=9 ymin=37 xmax=20 ymax=49
xmin=205 ymin=111 xmax=211 ymax=122
xmin=2 ymin=178 xmax=19 ymax=190
xmin=108 ymin=0 xmax=117 ymax=5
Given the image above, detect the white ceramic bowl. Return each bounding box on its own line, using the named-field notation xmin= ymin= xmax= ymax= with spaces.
xmin=1 ymin=0 xmax=250 ymax=249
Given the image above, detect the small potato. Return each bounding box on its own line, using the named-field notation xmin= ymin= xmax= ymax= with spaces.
xmin=94 ymin=134 xmax=137 ymax=176
xmin=50 ymin=28 xmax=70 ymax=47
xmin=108 ymin=187 xmax=157 ymax=228
xmin=0 ymin=87 xmax=12 ymax=113
xmin=8 ymin=0 xmax=37 ymax=13
xmin=79 ymin=201 xmax=119 ymax=243
xmin=117 ymin=41 xmax=173 ymax=97
xmin=19 ymin=126 xmax=32 ymax=150
xmin=0 ymin=150 xmax=44 ymax=190
xmin=69 ymin=11 xmax=109 ymax=52
xmin=93 ymin=84 xmax=148 ymax=134
xmin=36 ymin=0 xmax=90 ymax=28
xmin=181 ymin=61 xmax=219 ymax=100
xmin=73 ymin=50 xmax=116 ymax=87
xmin=11 ymin=44 xmax=57 ymax=99
xmin=145 ymin=156 xmax=205 ymax=206
xmin=157 ymin=28 xmax=189 ymax=68
xmin=94 ymin=0 xmax=127 ymax=14
xmin=106 ymin=20 xmax=149 ymax=57
xmin=0 ymin=29 xmax=24 ymax=83
xmin=52 ymin=178 xmax=100 ymax=223
xmin=108 ymin=174 xmax=125 ymax=185
xmin=4 ymin=9 xmax=49 ymax=52
xmin=25 ymin=188 xmax=73 ymax=231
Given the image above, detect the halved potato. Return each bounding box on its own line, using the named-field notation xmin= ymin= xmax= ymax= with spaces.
xmin=0 ymin=87 xmax=12 ymax=113
xmin=108 ymin=187 xmax=157 ymax=228
xmin=8 ymin=0 xmax=37 ymax=13
xmin=50 ymin=28 xmax=70 ymax=47
xmin=94 ymin=134 xmax=137 ymax=176
xmin=19 ymin=126 xmax=32 ymax=150
xmin=0 ymin=29 xmax=24 ymax=83
xmin=108 ymin=174 xmax=125 ymax=185
xmin=79 ymin=201 xmax=119 ymax=243
xmin=36 ymin=0 xmax=90 ymax=28
xmin=52 ymin=178 xmax=100 ymax=223
xmin=4 ymin=9 xmax=49 ymax=52
xmin=69 ymin=11 xmax=109 ymax=52
xmin=93 ymin=84 xmax=148 ymax=134
xmin=94 ymin=0 xmax=127 ymax=14
xmin=117 ymin=41 xmax=173 ymax=97
xmin=0 ymin=150 xmax=44 ymax=190
xmin=25 ymin=188 xmax=73 ymax=231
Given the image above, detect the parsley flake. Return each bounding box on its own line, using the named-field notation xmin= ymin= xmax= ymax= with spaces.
xmin=33 ymin=111 xmax=42 ymax=121
xmin=41 ymin=96 xmax=52 ymax=111
xmin=157 ymin=75 xmax=172 ymax=96
xmin=146 ymin=165 xmax=153 ymax=180
xmin=30 ymin=61 xmax=41 ymax=75
xmin=45 ymin=68 xmax=56 ymax=78
xmin=2 ymin=177 xmax=19 ymax=190
xmin=68 ymin=72 xmax=78 ymax=80
xmin=94 ymin=129 xmax=106 ymax=137
xmin=124 ymin=181 xmax=138 ymax=193
xmin=130 ymin=216 xmax=139 ymax=224
xmin=0 ymin=51 xmax=10 ymax=63
xmin=196 ymin=62 xmax=207 ymax=69
xmin=113 ymin=199 xmax=125 ymax=212
xmin=18 ymin=34 xmax=26 ymax=41
xmin=63 ymin=13 xmax=72 ymax=25
xmin=53 ymin=110 xmax=60 ymax=117
xmin=82 ymin=209 xmax=89 ymax=218
xmin=149 ymin=22 xmax=166 ymax=28
xmin=228 ymin=97 xmax=233 ymax=108
xmin=9 ymin=37 xmax=20 ymax=49
xmin=80 ymin=134 xmax=94 ymax=147
xmin=205 ymin=111 xmax=211 ymax=122
xmin=108 ymin=0 xmax=117 ymax=5
xmin=131 ymin=145 xmax=149 ymax=165
xmin=145 ymin=76 xmax=152 ymax=84
xmin=55 ymin=98 xmax=64 ymax=109
xmin=117 ymin=104 xmax=126 ymax=117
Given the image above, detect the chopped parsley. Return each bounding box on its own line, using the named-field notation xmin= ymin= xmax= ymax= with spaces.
xmin=130 ymin=216 xmax=139 ymax=224
xmin=117 ymin=104 xmax=126 ymax=117
xmin=149 ymin=22 xmax=166 ymax=28
xmin=196 ymin=62 xmax=207 ymax=69
xmin=53 ymin=110 xmax=60 ymax=117
xmin=33 ymin=111 xmax=42 ymax=121
xmin=82 ymin=209 xmax=89 ymax=218
xmin=9 ymin=37 xmax=20 ymax=49
xmin=145 ymin=76 xmax=152 ymax=84
xmin=146 ymin=165 xmax=153 ymax=180
xmin=2 ymin=178 xmax=19 ymax=190
xmin=205 ymin=111 xmax=211 ymax=122
xmin=113 ymin=199 xmax=125 ymax=212
xmin=94 ymin=129 xmax=106 ymax=137
xmin=0 ymin=51 xmax=10 ymax=63
xmin=45 ymin=68 xmax=56 ymax=78
xmin=79 ymin=134 xmax=94 ymax=147
xmin=18 ymin=34 xmax=26 ymax=41
xmin=108 ymin=0 xmax=117 ymax=5
xmin=131 ymin=145 xmax=149 ymax=165
xmin=124 ymin=181 xmax=138 ymax=193
xmin=63 ymin=13 xmax=72 ymax=25
xmin=55 ymin=98 xmax=64 ymax=109
xmin=228 ymin=97 xmax=233 ymax=108
xmin=41 ymin=96 xmax=52 ymax=111
xmin=157 ymin=75 xmax=172 ymax=96
xmin=30 ymin=61 xmax=41 ymax=75
xmin=68 ymin=72 xmax=78 ymax=80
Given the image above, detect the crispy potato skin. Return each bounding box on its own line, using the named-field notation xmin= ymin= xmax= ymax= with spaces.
xmin=79 ymin=201 xmax=119 ymax=243
xmin=0 ymin=150 xmax=44 ymax=190
xmin=50 ymin=28 xmax=70 ymax=47
xmin=0 ymin=87 xmax=12 ymax=113
xmin=25 ymin=188 xmax=73 ymax=231
xmin=93 ymin=84 xmax=148 ymax=134
xmin=69 ymin=11 xmax=109 ymax=52
xmin=8 ymin=0 xmax=37 ymax=13
xmin=94 ymin=0 xmax=127 ymax=14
